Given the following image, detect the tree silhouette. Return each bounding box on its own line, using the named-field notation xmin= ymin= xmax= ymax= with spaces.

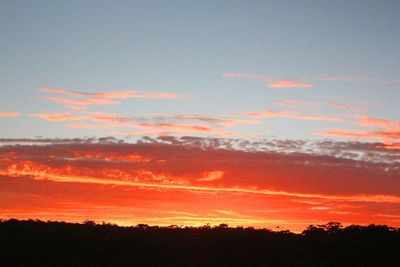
xmin=0 ymin=219 xmax=399 ymax=266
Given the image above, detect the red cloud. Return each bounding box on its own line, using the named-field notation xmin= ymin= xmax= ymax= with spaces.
xmin=197 ymin=170 xmax=224 ymax=182
xmin=376 ymin=144 xmax=400 ymax=150
xmin=0 ymin=139 xmax=399 ymax=231
xmin=0 ymin=140 xmax=400 ymax=230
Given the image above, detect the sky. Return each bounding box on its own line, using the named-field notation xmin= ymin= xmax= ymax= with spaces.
xmin=0 ymin=1 xmax=399 ymax=232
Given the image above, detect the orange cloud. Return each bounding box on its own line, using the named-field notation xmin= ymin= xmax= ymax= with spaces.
xmin=0 ymin=112 xmax=20 ymax=117
xmin=29 ymin=112 xmax=138 ymax=132
xmin=44 ymin=96 xmax=118 ymax=110
xmin=376 ymin=144 xmax=400 ymax=150
xmin=175 ymin=114 xmax=258 ymax=126
xmin=138 ymin=123 xmax=231 ymax=136
xmin=69 ymin=123 xmax=123 ymax=129
xmin=147 ymin=114 xmax=259 ymax=127
xmin=268 ymin=79 xmax=313 ymax=89
xmin=314 ymin=115 xmax=400 ymax=144
xmin=41 ymin=88 xmax=184 ymax=100
xmin=31 ymin=113 xmax=84 ymax=121
xmin=275 ymin=99 xmax=318 ymax=108
xmin=316 ymin=128 xmax=400 ymax=143
xmin=2 ymin=169 xmax=400 ymax=204
xmin=130 ymin=123 xmax=258 ymax=138
xmin=41 ymin=88 xmax=185 ymax=110
xmin=354 ymin=115 xmax=399 ymax=129
xmin=246 ymin=109 xmax=343 ymax=123
xmin=222 ymin=72 xmax=313 ymax=89
xmin=327 ymin=100 xmax=378 ymax=113
xmin=317 ymin=75 xmax=400 ymax=86
xmin=197 ymin=170 xmax=224 ymax=181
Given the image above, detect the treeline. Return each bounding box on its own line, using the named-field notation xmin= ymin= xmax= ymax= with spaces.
xmin=0 ymin=219 xmax=399 ymax=266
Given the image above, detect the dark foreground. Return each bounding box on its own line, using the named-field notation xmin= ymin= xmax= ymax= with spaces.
xmin=0 ymin=219 xmax=399 ymax=267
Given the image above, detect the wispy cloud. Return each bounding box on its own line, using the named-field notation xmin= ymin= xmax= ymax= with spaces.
xmin=327 ymin=101 xmax=374 ymax=112
xmin=197 ymin=170 xmax=224 ymax=182
xmin=275 ymin=99 xmax=318 ymax=109
xmin=268 ymin=79 xmax=313 ymax=89
xmin=224 ymin=72 xmax=399 ymax=90
xmin=246 ymin=109 xmax=343 ymax=123
xmin=69 ymin=123 xmax=125 ymax=129
xmin=222 ymin=72 xmax=313 ymax=89
xmin=31 ymin=112 xmax=133 ymax=123
xmin=0 ymin=112 xmax=20 ymax=117
xmin=316 ymin=128 xmax=400 ymax=144
xmin=30 ymin=111 xmax=261 ymax=138
xmin=275 ymin=99 xmax=375 ymax=113
xmin=222 ymin=72 xmax=270 ymax=80
xmin=41 ymin=88 xmax=184 ymax=100
xmin=316 ymin=114 xmax=400 ymax=145
xmin=41 ymin=88 xmax=185 ymax=110
xmin=354 ymin=115 xmax=399 ymax=129
xmin=317 ymin=75 xmax=400 ymax=85
xmin=31 ymin=113 xmax=84 ymax=121
xmin=317 ymin=75 xmax=374 ymax=82
xmin=43 ymin=96 xmax=118 ymax=110
xmin=146 ymin=113 xmax=259 ymax=127
xmin=138 ymin=123 xmax=229 ymax=135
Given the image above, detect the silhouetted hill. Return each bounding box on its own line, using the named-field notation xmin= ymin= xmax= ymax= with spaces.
xmin=0 ymin=219 xmax=399 ymax=266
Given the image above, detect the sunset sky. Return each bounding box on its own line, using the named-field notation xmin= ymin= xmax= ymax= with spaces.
xmin=1 ymin=1 xmax=399 ymax=232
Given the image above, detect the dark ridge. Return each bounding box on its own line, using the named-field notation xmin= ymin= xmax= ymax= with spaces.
xmin=0 ymin=219 xmax=399 ymax=266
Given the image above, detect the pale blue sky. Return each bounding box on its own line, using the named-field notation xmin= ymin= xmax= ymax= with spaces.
xmin=1 ymin=0 xmax=399 ymax=142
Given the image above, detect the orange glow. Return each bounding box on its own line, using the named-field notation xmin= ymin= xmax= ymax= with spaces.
xmin=1 ymin=141 xmax=399 ymax=232
xmin=70 ymin=151 xmax=152 ymax=162
xmin=2 ymin=167 xmax=400 ymax=204
xmin=376 ymin=144 xmax=400 ymax=150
